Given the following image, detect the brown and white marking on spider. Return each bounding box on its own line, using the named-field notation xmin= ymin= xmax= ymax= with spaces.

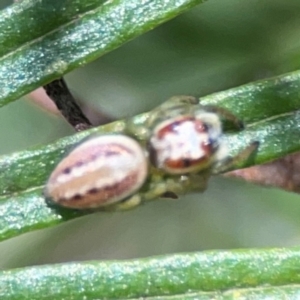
xmin=148 ymin=110 xmax=226 ymax=174
xmin=45 ymin=134 xmax=148 ymax=209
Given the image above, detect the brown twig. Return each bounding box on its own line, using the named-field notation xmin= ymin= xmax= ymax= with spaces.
xmin=43 ymin=78 xmax=92 ymax=132
xmin=227 ymin=152 xmax=300 ymax=193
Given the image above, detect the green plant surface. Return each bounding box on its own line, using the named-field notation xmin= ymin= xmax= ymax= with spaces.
xmin=2 ymin=249 xmax=300 ymax=299
xmin=0 ymin=0 xmax=206 ymax=108
xmin=1 ymin=70 xmax=300 ymax=242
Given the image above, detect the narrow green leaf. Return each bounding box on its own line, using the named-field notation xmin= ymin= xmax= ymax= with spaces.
xmin=0 ymin=0 xmax=206 ymax=107
xmin=2 ymin=249 xmax=300 ymax=299
xmin=1 ymin=71 xmax=300 ymax=242
xmin=0 ymin=0 xmax=106 ymax=57
xmin=201 ymin=71 xmax=300 ymax=123
xmin=0 ymin=188 xmax=80 ymax=241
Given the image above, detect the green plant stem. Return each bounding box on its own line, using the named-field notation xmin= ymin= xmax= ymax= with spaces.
xmin=2 ymin=249 xmax=300 ymax=299
xmin=0 ymin=0 xmax=206 ymax=107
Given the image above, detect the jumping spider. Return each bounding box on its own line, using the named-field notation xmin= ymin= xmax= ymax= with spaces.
xmin=45 ymin=92 xmax=258 ymax=210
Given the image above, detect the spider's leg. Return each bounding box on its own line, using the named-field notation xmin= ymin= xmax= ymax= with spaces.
xmin=201 ymin=104 xmax=244 ymax=130
xmin=211 ymin=141 xmax=259 ymax=174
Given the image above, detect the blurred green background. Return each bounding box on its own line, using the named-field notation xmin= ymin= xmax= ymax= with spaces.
xmin=1 ymin=0 xmax=300 ymax=270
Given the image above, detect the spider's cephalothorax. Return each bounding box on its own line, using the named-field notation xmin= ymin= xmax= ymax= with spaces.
xmin=147 ymin=96 xmax=244 ymax=175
